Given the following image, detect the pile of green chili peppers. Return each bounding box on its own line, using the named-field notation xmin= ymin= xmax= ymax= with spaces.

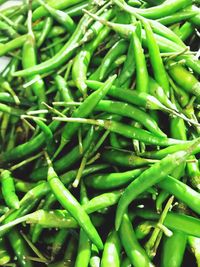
xmin=0 ymin=0 xmax=200 ymax=266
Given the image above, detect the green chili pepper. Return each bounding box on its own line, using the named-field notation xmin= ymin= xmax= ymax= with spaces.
xmin=132 ymin=22 xmax=149 ymax=93
xmin=13 ymin=10 xmax=97 ymax=77
xmin=113 ymin=0 xmax=193 ymax=19
xmin=0 ymin=237 xmax=10 ymax=265
xmin=37 ymin=0 xmax=76 ymax=33
xmin=83 ymin=190 xmax=123 ymax=214
xmin=178 ymin=21 xmax=195 ymax=41
xmin=51 ymin=229 xmax=69 ymax=260
xmin=98 ymin=39 xmax=128 ymax=81
xmin=53 ymin=74 xmax=117 ymax=159
xmin=101 ymin=231 xmax=121 ymax=267
xmin=53 ymin=116 xmax=191 ymax=147
xmin=95 ymin=100 xmax=166 ymax=137
xmin=22 ymin=8 xmax=46 ymax=106
xmin=32 ymin=0 xmax=83 ymax=21
xmin=74 ymin=182 xmax=91 ymax=267
xmin=45 ymin=152 xmax=103 ymax=250
xmin=0 ymin=20 xmax=19 ymax=39
xmin=167 ymin=60 xmax=200 ymax=97
xmin=161 ymin=231 xmax=187 ymax=267
xmin=83 ymin=9 xmax=199 ymax=74
xmin=115 ymin=32 xmax=135 ymax=87
xmin=85 ymin=168 xmax=145 ymax=190
xmin=8 ymin=229 xmax=33 ymax=267
xmin=158 ymin=9 xmax=199 ymax=25
xmin=186 ymin=155 xmax=200 ymax=190
xmin=37 ymin=16 xmax=53 ymax=47
xmin=140 ymin=17 xmax=169 ymax=96
xmin=64 ymin=1 xmax=89 ymax=17
xmin=188 ymin=236 xmax=200 ymax=266
xmin=86 ymin=80 xmax=179 ymax=113
xmin=115 ymin=138 xmax=200 ymax=230
xmin=55 ymin=74 xmax=74 ymax=102
xmin=101 ymin=149 xmax=157 ymax=168
xmin=0 ymin=170 xmax=20 ymax=210
xmin=0 ymin=34 xmax=28 ymax=56
xmin=135 ymin=209 xmax=200 ymax=238
xmin=31 ymin=192 xmax=56 ymax=243
xmin=30 ymin=126 xmax=96 ymax=181
xmin=0 ymin=118 xmax=62 ymax=164
xmin=72 ymin=11 xmax=113 ymax=97
xmin=119 ymin=212 xmax=152 ymax=267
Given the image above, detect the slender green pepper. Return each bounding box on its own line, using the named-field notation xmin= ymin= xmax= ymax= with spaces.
xmin=0 ymin=20 xmax=19 ymax=39
xmin=13 ymin=9 xmax=99 ymax=77
xmin=135 ymin=209 xmax=200 ymax=238
xmin=141 ymin=17 xmax=169 ymax=96
xmin=51 ymin=229 xmax=69 ymax=260
xmin=72 ymin=11 xmax=113 ymax=97
xmin=0 ymin=118 xmax=62 ymax=164
xmin=53 ymin=74 xmax=117 ymax=159
xmin=37 ymin=16 xmax=53 ymax=47
xmin=161 ymin=231 xmax=187 ymax=267
xmin=22 ymin=9 xmax=46 ymax=106
xmin=31 ymin=193 xmax=56 ymax=243
xmin=74 ymin=182 xmax=91 ymax=267
xmin=119 ymin=213 xmax=152 ymax=267
xmin=187 ymin=155 xmax=200 ymax=190
xmin=167 ymin=60 xmax=200 ymax=97
xmin=98 ymin=39 xmax=128 ymax=81
xmin=116 ymin=32 xmax=135 ymax=87
xmin=83 ymin=190 xmax=123 ymax=214
xmin=90 ymin=244 xmax=100 ymax=267
xmin=188 ymin=236 xmax=200 ymax=266
xmin=113 ymin=0 xmax=192 ymax=19
xmin=101 ymin=149 xmax=157 ymax=168
xmin=37 ymin=0 xmax=76 ymax=33
xmin=0 ymin=190 xmax=123 ymax=234
xmin=8 ymin=229 xmax=33 ymax=267
xmin=55 ymin=74 xmax=74 ymax=102
xmin=83 ymin=10 xmax=199 ymax=74
xmin=53 ymin=116 xmax=190 ymax=147
xmin=132 ymin=22 xmax=149 ymax=93
xmin=159 ymin=175 xmax=200 ymax=215
xmin=158 ymin=9 xmax=199 ymax=25
xmin=115 ymin=138 xmax=200 ymax=230
xmin=0 ymin=237 xmax=10 ymax=265
xmin=95 ymin=100 xmax=166 ymax=137
xmin=0 ymin=34 xmax=28 ymax=56
xmin=85 ymin=168 xmax=145 ymax=190
xmin=0 ymin=170 xmax=20 ymax=209
xmin=30 ymin=126 xmax=96 ymax=181
xmin=32 ymin=0 xmax=83 ymax=21
xmin=45 ymin=152 xmax=103 ymax=250
xmin=101 ymin=231 xmax=121 ymax=267
xmin=86 ymin=80 xmax=178 ymax=113
xmin=178 ymin=21 xmax=195 ymax=41
xmin=64 ymin=1 xmax=89 ymax=17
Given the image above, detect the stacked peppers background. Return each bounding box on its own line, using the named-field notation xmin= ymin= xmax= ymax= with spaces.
xmin=0 ymin=0 xmax=200 ymax=266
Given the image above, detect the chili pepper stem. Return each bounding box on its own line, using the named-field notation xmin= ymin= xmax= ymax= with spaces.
xmin=73 ymin=154 xmax=88 ymax=188
xmin=27 ymin=110 xmax=48 ymax=115
xmin=21 ymin=115 xmax=47 ymax=122
xmin=42 ymin=102 xmax=67 ymax=117
xmin=156 ymin=223 xmax=173 ymax=237
xmin=20 ymin=231 xmax=48 ymax=262
xmin=145 ymin=196 xmax=174 ymax=258
xmin=9 ymin=152 xmax=43 ymax=171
